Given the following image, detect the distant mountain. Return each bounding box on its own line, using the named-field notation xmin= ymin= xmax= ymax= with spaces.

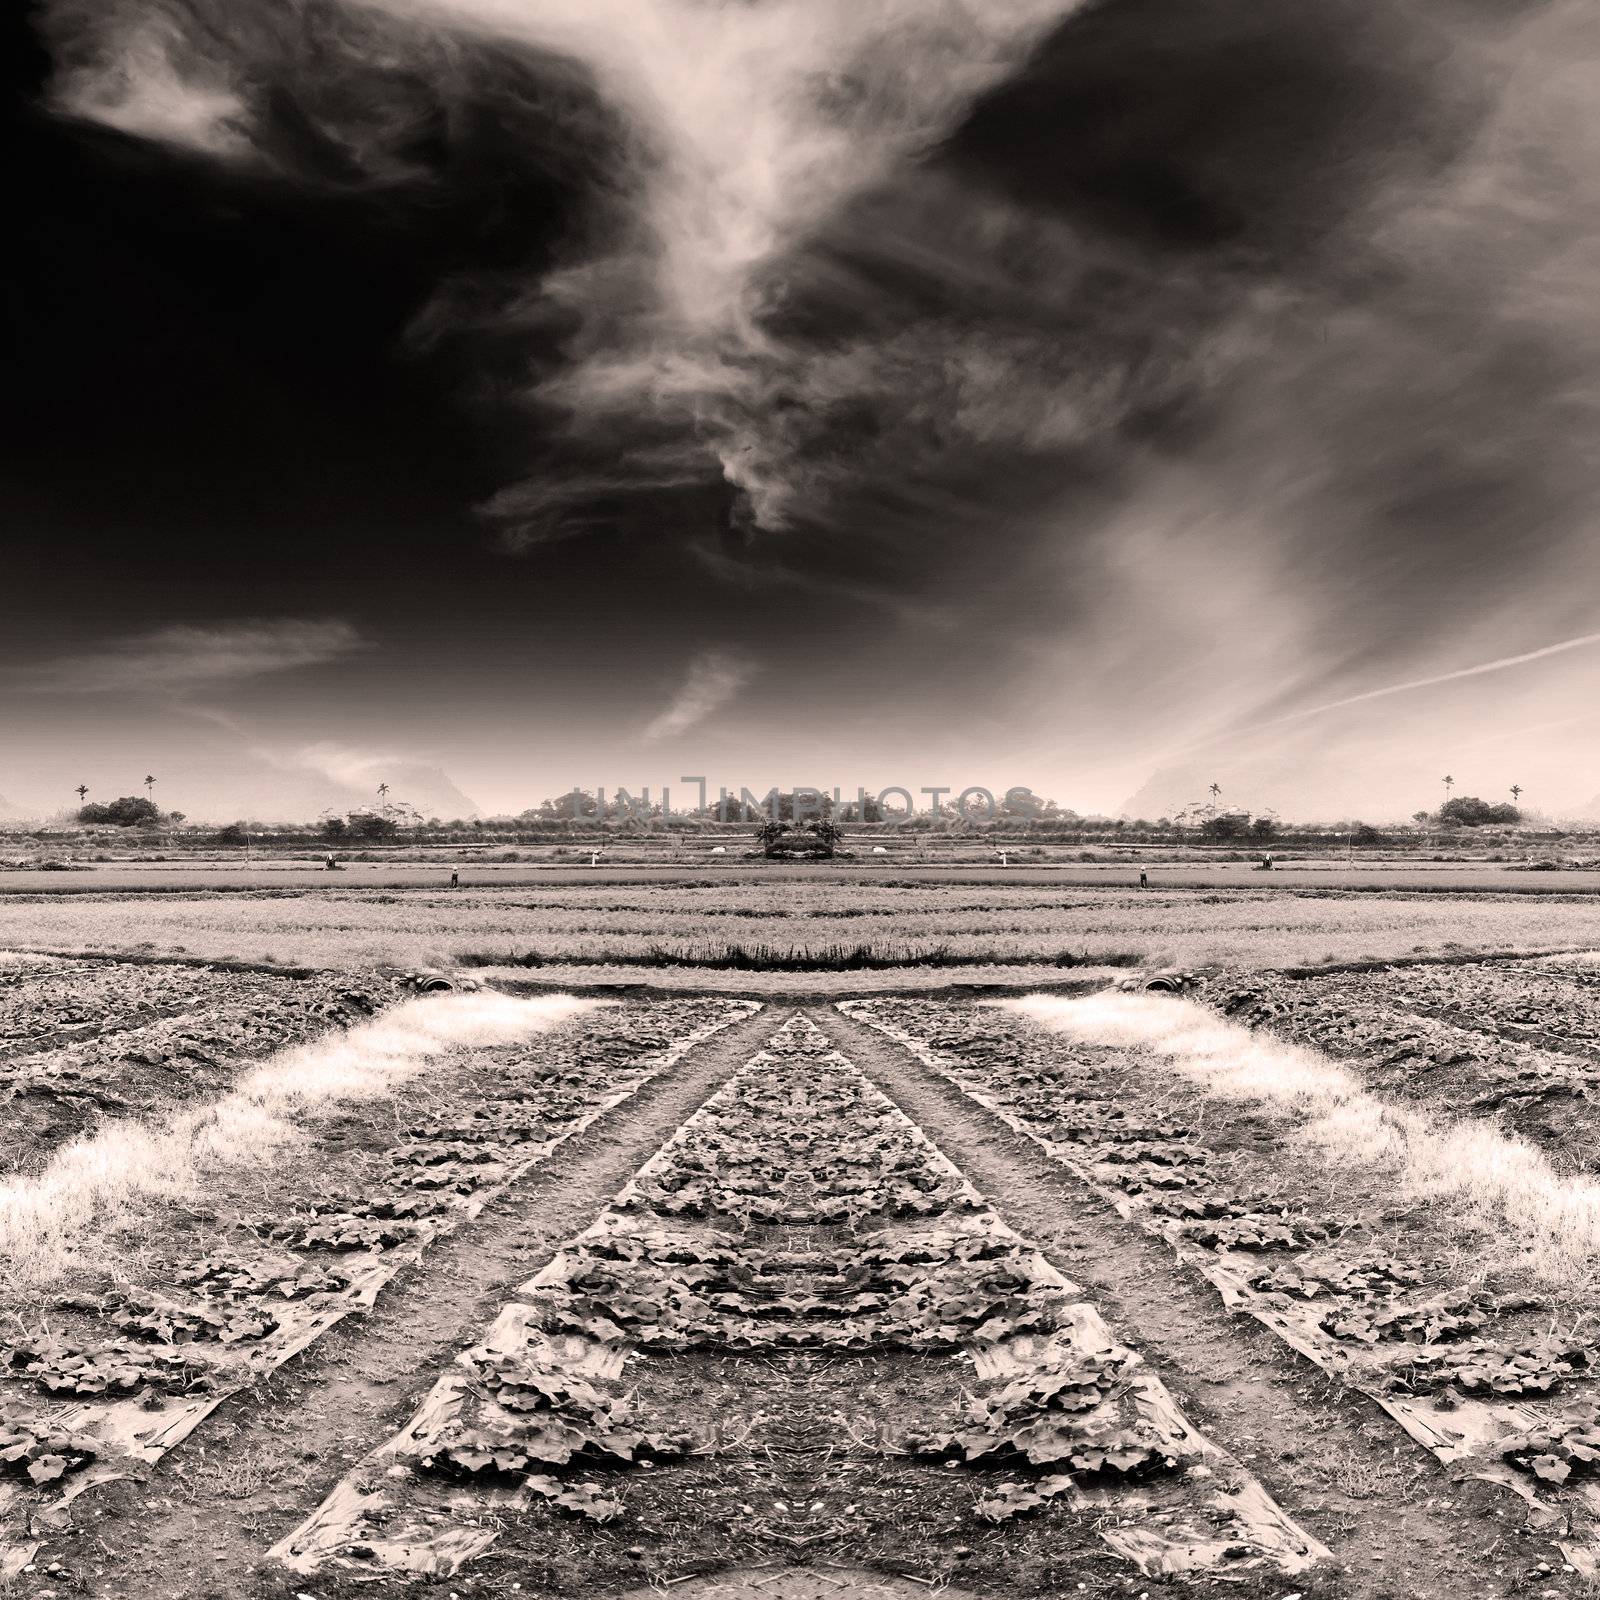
xmin=1119 ymin=755 xmax=1417 ymax=825
xmin=0 ymin=752 xmax=480 ymax=828
xmin=162 ymin=757 xmax=481 ymax=825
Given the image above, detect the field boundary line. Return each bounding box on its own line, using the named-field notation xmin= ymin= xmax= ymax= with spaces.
xmin=0 ymin=945 xmax=321 ymax=978
xmin=1267 ymin=943 xmax=1600 ymax=980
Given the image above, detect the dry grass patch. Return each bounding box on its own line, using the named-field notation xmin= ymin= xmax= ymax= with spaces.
xmin=0 ymin=991 xmax=604 ymax=1290
xmin=1006 ymin=992 xmax=1600 ymax=1289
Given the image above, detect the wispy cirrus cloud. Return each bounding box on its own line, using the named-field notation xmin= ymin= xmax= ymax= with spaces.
xmin=642 ymin=649 xmax=754 ymax=742
xmin=49 ymin=13 xmax=251 ymax=159
xmin=29 ymin=619 xmax=368 ymax=695
xmin=1251 ymin=632 xmax=1600 ymax=732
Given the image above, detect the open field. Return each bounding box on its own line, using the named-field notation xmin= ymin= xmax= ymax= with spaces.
xmin=5 ymin=880 xmax=1600 ymax=1597
xmin=7 ymin=860 xmax=1600 ymax=895
xmin=7 ymin=879 xmax=1600 ymax=975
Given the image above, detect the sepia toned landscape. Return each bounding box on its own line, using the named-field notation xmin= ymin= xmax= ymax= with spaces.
xmin=13 ymin=0 xmax=1600 ymax=1590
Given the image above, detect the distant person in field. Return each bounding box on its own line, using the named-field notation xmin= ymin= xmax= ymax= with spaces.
xmin=450 ymin=869 xmax=459 ymax=889
xmin=1139 ymin=869 xmax=1149 ymax=889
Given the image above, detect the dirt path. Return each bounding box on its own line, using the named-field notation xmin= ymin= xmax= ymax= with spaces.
xmin=823 ymin=1004 xmax=1550 ymax=1600
xmin=32 ymin=1003 xmax=780 ymax=1600
xmin=257 ymin=1015 xmax=1322 ymax=1600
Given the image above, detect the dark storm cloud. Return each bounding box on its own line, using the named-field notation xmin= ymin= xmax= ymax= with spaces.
xmin=36 ymin=0 xmax=1078 ymax=549
xmin=33 ymin=0 xmax=638 ymax=450
xmin=702 ymin=0 xmax=1600 ymax=620
xmin=32 ymin=0 xmax=1600 ymax=742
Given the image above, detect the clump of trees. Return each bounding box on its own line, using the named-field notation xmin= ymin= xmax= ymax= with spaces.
xmin=77 ymin=796 xmax=162 ymax=827
xmin=1439 ymin=796 xmax=1522 ymax=827
xmin=523 ymin=787 xmax=1068 ymax=826
xmin=321 ymin=812 xmax=398 ymax=841
xmin=1199 ymin=814 xmax=1276 ymax=842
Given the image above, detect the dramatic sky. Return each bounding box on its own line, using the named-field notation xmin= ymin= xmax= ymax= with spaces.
xmin=6 ymin=0 xmax=1600 ymax=820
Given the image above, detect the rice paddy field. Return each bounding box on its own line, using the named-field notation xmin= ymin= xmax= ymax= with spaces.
xmin=5 ymin=865 xmax=1600 ymax=1599
xmin=5 ymin=872 xmax=1600 ymax=977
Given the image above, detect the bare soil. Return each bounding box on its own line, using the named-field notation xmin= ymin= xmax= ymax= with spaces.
xmin=13 ymin=1004 xmax=777 ymax=1599
xmin=7 ymin=964 xmax=1599 ymax=1600
xmin=828 ymin=1005 xmax=1572 ymax=1600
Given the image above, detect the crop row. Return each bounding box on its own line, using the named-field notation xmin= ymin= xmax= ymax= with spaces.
xmin=0 ymin=957 xmax=405 ymax=1172
xmin=0 ymin=956 xmax=208 ymax=1056
xmin=19 ymin=885 xmax=1600 ymax=970
xmin=1236 ymin=957 xmax=1600 ymax=1052
xmin=0 ymin=955 xmax=384 ymax=1067
xmin=844 ymin=997 xmax=1600 ymax=1573
xmin=1210 ymin=963 xmax=1600 ymax=1153
xmin=0 ymin=997 xmax=758 ymax=1576
xmin=275 ymin=1016 xmax=1321 ymax=1584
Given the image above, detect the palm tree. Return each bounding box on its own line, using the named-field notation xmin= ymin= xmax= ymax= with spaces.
xmin=1442 ymin=774 xmax=1454 ymax=803
xmin=74 ymin=784 xmax=88 ymax=806
xmin=144 ymin=774 xmax=156 ymax=802
xmin=1209 ymin=782 xmax=1221 ymax=802
xmin=377 ymin=782 xmax=390 ymax=809
xmin=1511 ymin=783 xmax=1523 ymax=807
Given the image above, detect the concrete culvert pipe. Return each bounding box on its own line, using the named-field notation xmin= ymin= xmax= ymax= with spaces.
xmin=1144 ymin=974 xmax=1190 ymax=993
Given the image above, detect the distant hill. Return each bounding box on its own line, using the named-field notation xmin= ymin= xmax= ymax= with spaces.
xmin=0 ymin=754 xmax=480 ymax=828
xmin=160 ymin=757 xmax=481 ymax=825
xmin=1119 ymin=755 xmax=1412 ymax=825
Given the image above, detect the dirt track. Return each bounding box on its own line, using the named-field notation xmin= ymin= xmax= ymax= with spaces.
xmin=828 ymin=1005 xmax=1540 ymax=1600
xmin=16 ymin=1003 xmax=778 ymax=1599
